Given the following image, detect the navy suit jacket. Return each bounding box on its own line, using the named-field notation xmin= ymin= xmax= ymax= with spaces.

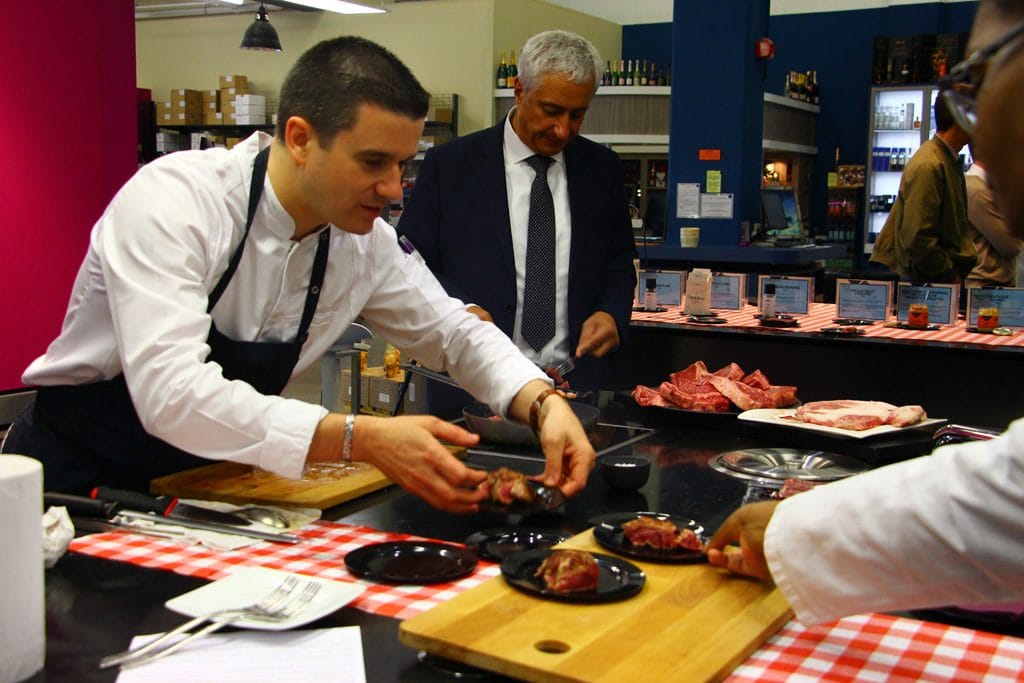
xmin=397 ymin=121 xmax=637 ymax=390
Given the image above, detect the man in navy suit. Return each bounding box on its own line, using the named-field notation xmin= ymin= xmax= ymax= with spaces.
xmin=398 ymin=30 xmax=636 ymax=413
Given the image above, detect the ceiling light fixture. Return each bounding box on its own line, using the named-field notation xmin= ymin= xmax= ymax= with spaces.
xmin=286 ymin=1 xmax=385 ymax=14
xmin=240 ymin=2 xmax=282 ymax=51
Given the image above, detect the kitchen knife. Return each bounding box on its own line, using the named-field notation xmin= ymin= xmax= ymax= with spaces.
xmin=91 ymin=486 xmax=252 ymax=527
xmin=115 ymin=509 xmax=302 ymax=544
xmin=45 ymin=492 xmax=122 ymax=519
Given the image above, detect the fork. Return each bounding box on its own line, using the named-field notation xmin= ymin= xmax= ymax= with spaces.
xmin=99 ymin=576 xmax=318 ymax=669
xmin=546 ymin=357 xmax=576 ymax=384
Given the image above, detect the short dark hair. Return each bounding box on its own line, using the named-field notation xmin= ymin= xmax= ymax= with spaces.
xmin=933 ymin=89 xmax=959 ymax=132
xmin=275 ymin=36 xmax=429 ymax=144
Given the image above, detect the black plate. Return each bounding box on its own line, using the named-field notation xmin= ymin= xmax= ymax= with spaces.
xmin=593 ymin=512 xmax=707 ymax=563
xmin=888 ymin=322 xmax=942 ymax=331
xmin=633 ymin=305 xmax=667 ymax=312
xmin=684 ymin=315 xmax=727 ymax=324
xmin=500 ymin=549 xmax=645 ymax=603
xmin=480 ymin=480 xmax=566 ymax=515
xmin=833 ymin=318 xmax=876 ymax=326
xmin=652 ymin=403 xmax=739 ymax=417
xmin=464 ymin=527 xmax=571 ymax=562
xmin=758 ymin=316 xmax=800 ymax=327
xmin=819 ymin=326 xmax=865 ymax=336
xmin=344 ymin=541 xmax=477 ymax=584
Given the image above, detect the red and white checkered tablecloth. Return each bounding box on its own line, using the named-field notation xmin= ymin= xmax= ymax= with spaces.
xmin=727 ymin=612 xmax=1024 ymax=682
xmin=633 ymin=303 xmax=1024 ymax=348
xmin=69 ymin=520 xmax=500 ymax=620
xmin=69 ymin=522 xmax=1024 ymax=679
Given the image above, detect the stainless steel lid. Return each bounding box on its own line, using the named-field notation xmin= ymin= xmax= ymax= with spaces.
xmin=711 ymin=448 xmax=868 ymax=482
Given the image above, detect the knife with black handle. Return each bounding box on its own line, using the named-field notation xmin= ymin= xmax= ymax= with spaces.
xmin=45 ymin=492 xmax=122 ymax=519
xmin=91 ymin=486 xmax=252 ymax=527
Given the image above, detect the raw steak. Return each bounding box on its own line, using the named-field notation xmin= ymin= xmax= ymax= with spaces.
xmin=631 ymin=385 xmax=672 ymax=407
xmin=622 ymin=516 xmax=701 ymax=550
xmin=659 ymin=381 xmax=731 ymax=412
xmin=741 ymin=369 xmax=771 ymax=390
xmin=633 ymin=360 xmax=798 ymax=412
xmin=712 ymin=362 xmax=745 ymax=381
xmin=794 ymin=400 xmax=927 ymax=431
xmin=535 ymin=549 xmax=600 ymax=593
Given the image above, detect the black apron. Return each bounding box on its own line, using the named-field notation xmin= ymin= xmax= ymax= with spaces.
xmin=4 ymin=147 xmax=330 ymax=493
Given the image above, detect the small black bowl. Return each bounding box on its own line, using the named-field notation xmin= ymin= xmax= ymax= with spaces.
xmin=599 ymin=455 xmax=651 ymax=491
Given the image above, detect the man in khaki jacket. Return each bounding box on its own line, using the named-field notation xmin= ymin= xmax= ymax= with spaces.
xmin=870 ymin=95 xmax=977 ymax=282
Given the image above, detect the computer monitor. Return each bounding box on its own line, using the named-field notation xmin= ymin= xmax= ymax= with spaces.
xmin=761 ymin=189 xmax=803 ymax=239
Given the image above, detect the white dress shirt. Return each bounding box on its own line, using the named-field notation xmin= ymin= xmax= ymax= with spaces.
xmin=23 ymin=133 xmax=546 ymax=479
xmin=503 ymin=111 xmax=571 ymax=366
xmin=765 ymin=416 xmax=1024 ymax=625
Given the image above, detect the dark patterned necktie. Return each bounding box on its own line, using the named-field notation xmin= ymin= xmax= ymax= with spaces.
xmin=521 ymin=155 xmax=556 ymax=352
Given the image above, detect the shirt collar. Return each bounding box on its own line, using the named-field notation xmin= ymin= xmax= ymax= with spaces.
xmin=503 ymin=108 xmax=565 ymax=168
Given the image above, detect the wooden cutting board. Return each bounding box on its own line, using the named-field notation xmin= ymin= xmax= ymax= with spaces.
xmin=150 ymin=444 xmax=468 ymax=509
xmin=400 ymin=529 xmax=792 ymax=683
xmin=150 ymin=461 xmax=393 ymax=509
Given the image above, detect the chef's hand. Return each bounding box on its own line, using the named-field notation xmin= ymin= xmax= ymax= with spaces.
xmin=703 ymin=501 xmax=779 ymax=581
xmin=575 ymin=311 xmax=619 ymax=358
xmin=311 ymin=414 xmax=487 ymax=513
xmin=509 ymin=380 xmax=595 ymax=497
xmin=466 ymin=304 xmax=494 ymax=323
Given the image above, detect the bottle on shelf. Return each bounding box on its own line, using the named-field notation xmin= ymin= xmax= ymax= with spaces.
xmin=507 ymin=49 xmax=518 ymax=89
xmin=618 ymin=59 xmax=626 ymax=85
xmin=649 ymin=61 xmax=657 ymax=86
xmin=626 ymin=59 xmax=634 ymax=86
xmin=496 ymin=50 xmax=507 ymax=89
xmin=602 ymin=60 xmax=612 ymax=86
xmin=640 ymin=59 xmax=649 ymax=85
xmin=633 ymin=60 xmax=641 ymax=86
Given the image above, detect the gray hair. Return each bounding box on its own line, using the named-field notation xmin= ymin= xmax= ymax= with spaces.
xmin=517 ymin=30 xmax=603 ymax=92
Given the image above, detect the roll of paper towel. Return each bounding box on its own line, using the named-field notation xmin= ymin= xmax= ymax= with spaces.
xmin=0 ymin=455 xmax=44 ymax=683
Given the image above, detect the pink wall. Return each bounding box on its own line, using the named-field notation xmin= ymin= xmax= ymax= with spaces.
xmin=0 ymin=2 xmax=138 ymax=390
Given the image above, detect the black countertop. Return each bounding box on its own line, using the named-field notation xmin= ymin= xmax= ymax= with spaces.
xmin=33 ymin=401 xmax=1019 ymax=682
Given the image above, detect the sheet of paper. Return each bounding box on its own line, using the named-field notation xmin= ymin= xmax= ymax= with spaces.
xmin=676 ymin=183 xmax=700 ymax=218
xmin=700 ymin=193 xmax=734 ymax=219
xmin=115 ymin=627 xmax=365 ymax=683
xmin=705 ymin=170 xmax=722 ymax=194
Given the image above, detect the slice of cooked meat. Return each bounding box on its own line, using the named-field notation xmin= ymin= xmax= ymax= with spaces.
xmin=534 ymin=549 xmax=600 ymax=593
xmin=621 ymin=516 xmax=701 ymax=550
xmin=487 ymin=467 xmax=536 ymax=505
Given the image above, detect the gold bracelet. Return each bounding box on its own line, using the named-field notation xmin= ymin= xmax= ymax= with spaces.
xmin=529 ymin=388 xmax=559 ymax=435
xmin=342 ymin=413 xmax=356 ymax=462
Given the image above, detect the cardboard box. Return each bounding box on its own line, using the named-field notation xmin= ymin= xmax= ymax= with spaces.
xmin=235 ymin=94 xmax=265 ymax=107
xmin=203 ymin=111 xmax=224 ymax=125
xmin=157 ymin=111 xmax=202 ymax=126
xmin=220 ymin=85 xmax=249 ymax=101
xmin=235 ymin=113 xmax=266 ymax=125
xmin=219 ymin=74 xmax=249 ymax=90
xmin=426 ymin=106 xmax=453 ymax=123
xmin=169 ymin=88 xmax=201 ymax=103
xmin=201 ymin=89 xmax=220 ymax=105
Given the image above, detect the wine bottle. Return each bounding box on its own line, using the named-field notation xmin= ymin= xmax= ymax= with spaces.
xmin=603 ymin=60 xmax=612 ymax=86
xmin=640 ymin=59 xmax=648 ymax=85
xmin=626 ymin=59 xmax=634 ymax=86
xmin=618 ymin=59 xmax=626 ymax=85
xmin=633 ymin=60 xmax=641 ymax=86
xmin=650 ymin=62 xmax=657 ymax=86
xmin=496 ymin=50 xmax=507 ymax=89
xmin=507 ymin=49 xmax=518 ymax=89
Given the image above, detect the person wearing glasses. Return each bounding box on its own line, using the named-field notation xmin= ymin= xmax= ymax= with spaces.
xmin=869 ymin=93 xmax=978 ymax=283
xmin=705 ymin=0 xmax=1024 ymax=625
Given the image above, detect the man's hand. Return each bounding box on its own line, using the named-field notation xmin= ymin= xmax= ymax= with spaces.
xmin=508 ymin=380 xmax=596 ymax=497
xmin=703 ymin=501 xmax=780 ymax=581
xmin=313 ymin=414 xmax=488 ymax=514
xmin=466 ymin=305 xmax=494 ymax=323
xmin=575 ymin=311 xmax=620 ymax=358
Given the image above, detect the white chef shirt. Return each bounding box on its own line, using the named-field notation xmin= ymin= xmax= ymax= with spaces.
xmin=765 ymin=416 xmax=1024 ymax=625
xmin=23 ymin=133 xmax=547 ymax=479
xmin=503 ymin=111 xmax=571 ymax=366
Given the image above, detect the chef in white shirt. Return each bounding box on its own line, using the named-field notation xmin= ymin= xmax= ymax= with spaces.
xmin=704 ymin=0 xmax=1024 ymax=621
xmin=1 ymin=36 xmax=594 ymax=513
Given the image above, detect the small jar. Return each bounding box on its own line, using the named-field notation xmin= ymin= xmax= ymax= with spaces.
xmin=907 ymin=303 xmax=929 ymax=328
xmin=761 ymin=283 xmax=777 ymax=318
xmin=977 ymin=307 xmax=1000 ymax=331
xmin=643 ymin=278 xmax=659 ymax=312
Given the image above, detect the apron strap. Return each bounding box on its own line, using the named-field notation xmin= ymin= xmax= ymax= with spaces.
xmin=207 ymin=146 xmax=269 ymax=312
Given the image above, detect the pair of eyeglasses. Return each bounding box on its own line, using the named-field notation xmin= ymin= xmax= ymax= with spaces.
xmin=939 ymin=20 xmax=1024 ymax=135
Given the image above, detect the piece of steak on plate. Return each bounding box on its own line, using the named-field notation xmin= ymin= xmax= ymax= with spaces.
xmin=535 ymin=549 xmax=600 ymax=593
xmin=622 ymin=516 xmax=701 ymax=550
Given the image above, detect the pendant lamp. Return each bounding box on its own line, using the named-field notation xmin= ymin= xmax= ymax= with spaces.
xmin=241 ymin=2 xmax=282 ymax=52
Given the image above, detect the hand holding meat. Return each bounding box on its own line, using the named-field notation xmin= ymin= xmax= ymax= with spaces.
xmin=703 ymin=501 xmax=780 ymax=581
xmin=311 ymin=414 xmax=487 ymax=514
xmin=509 ymin=381 xmax=596 ymax=496
xmin=486 ymin=467 xmax=537 ymax=506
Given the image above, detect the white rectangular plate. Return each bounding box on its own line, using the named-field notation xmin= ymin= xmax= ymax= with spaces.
xmin=738 ymin=408 xmax=945 ymax=440
xmin=166 ymin=566 xmax=365 ymax=631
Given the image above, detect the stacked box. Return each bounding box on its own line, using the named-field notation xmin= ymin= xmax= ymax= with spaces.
xmin=219 ymin=74 xmax=249 ymax=90
xmin=168 ymin=88 xmax=202 ymax=124
xmin=156 ymin=132 xmax=182 ymax=152
xmin=235 ymin=94 xmax=266 ymax=125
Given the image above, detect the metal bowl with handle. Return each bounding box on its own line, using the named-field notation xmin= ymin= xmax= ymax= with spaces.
xmin=462 ymin=401 xmax=600 ymax=446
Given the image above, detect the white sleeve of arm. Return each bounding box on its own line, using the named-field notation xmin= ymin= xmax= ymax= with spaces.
xmin=765 ymin=418 xmax=1024 ymax=626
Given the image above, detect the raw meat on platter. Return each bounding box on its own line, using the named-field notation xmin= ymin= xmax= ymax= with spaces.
xmin=632 ymin=360 xmax=799 ymax=413
xmin=621 ymin=516 xmax=701 ymax=550
xmin=793 ymin=400 xmax=927 ymax=431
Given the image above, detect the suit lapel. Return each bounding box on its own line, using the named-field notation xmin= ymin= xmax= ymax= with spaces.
xmin=564 ymin=140 xmax=589 ymax=295
xmin=480 ymin=122 xmax=517 ymax=283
